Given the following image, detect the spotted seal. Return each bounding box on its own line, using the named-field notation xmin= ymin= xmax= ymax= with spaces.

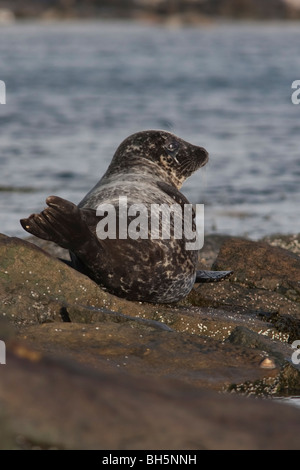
xmin=20 ymin=130 xmax=232 ymax=303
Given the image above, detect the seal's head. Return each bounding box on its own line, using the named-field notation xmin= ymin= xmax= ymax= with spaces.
xmin=104 ymin=130 xmax=209 ymax=189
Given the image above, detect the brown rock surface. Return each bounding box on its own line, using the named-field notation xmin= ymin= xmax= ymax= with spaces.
xmin=1 ymin=233 xmax=300 ymax=449
xmin=1 ymin=334 xmax=300 ymax=450
xmin=191 ymin=237 xmax=300 ymax=339
xmin=213 ymin=237 xmax=300 ymax=293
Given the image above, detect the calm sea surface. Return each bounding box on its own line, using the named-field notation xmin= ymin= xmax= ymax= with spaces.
xmin=0 ymin=21 xmax=299 ymax=239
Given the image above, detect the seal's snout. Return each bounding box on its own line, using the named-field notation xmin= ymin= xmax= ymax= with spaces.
xmin=190 ymin=144 xmax=209 ymax=170
xmin=199 ymin=146 xmax=209 ymax=167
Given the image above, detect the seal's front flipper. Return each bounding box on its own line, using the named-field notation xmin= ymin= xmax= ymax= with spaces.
xmin=20 ymin=195 xmax=96 ymax=251
xmin=195 ymin=270 xmax=233 ymax=283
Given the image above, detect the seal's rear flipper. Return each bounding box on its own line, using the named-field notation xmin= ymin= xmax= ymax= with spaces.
xmin=20 ymin=196 xmax=97 ymax=251
xmin=20 ymin=196 xmax=108 ymax=284
xmin=195 ymin=270 xmax=233 ymax=283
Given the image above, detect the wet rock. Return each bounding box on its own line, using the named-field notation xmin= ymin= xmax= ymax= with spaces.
xmin=5 ymin=0 xmax=300 ymax=22
xmin=222 ymin=327 xmax=300 ymax=396
xmin=226 ymin=326 xmax=289 ymax=368
xmin=189 ymin=281 xmax=300 ymax=321
xmin=268 ymin=313 xmax=300 ymax=343
xmin=0 ymin=411 xmax=14 ymax=451
xmin=197 ymin=234 xmax=233 ymax=269
xmin=0 ymin=234 xmax=165 ymax=326
xmin=263 ymin=233 xmax=300 ymax=256
xmin=1 ymin=232 xmax=300 ymax=403
xmin=0 ymin=233 xmax=275 ymax=337
xmin=1 ymin=333 xmax=300 ymax=450
xmin=213 ymin=237 xmax=300 ymax=295
xmin=18 ymin=321 xmax=278 ymax=392
xmin=191 ymin=237 xmax=300 ymax=342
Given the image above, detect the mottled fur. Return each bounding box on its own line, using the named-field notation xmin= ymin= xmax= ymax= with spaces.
xmin=21 ymin=130 xmax=209 ymax=303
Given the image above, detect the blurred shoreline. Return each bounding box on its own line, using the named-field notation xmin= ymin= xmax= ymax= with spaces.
xmin=1 ymin=0 xmax=300 ymax=25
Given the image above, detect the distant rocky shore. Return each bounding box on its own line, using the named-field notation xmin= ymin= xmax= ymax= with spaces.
xmin=1 ymin=0 xmax=300 ymax=23
xmin=0 ymin=231 xmax=300 ymax=449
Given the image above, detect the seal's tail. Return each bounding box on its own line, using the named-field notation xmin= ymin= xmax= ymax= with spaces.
xmin=20 ymin=196 xmax=93 ymax=251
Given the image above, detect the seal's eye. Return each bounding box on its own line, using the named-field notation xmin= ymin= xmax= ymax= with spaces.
xmin=166 ymin=141 xmax=179 ymax=153
xmin=164 ymin=141 xmax=180 ymax=161
xmin=164 ymin=140 xmax=180 ymax=164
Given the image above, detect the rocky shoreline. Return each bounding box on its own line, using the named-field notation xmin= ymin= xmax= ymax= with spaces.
xmin=1 ymin=0 xmax=300 ymax=23
xmin=0 ymin=231 xmax=300 ymax=449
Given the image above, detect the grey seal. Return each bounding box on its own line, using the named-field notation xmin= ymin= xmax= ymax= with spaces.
xmin=20 ymin=130 xmax=232 ymax=303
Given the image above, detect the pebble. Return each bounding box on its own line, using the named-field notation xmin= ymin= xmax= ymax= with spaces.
xmin=259 ymin=357 xmax=276 ymax=370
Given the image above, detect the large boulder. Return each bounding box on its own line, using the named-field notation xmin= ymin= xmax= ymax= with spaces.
xmin=1 ymin=331 xmax=300 ymax=450
xmin=190 ymin=237 xmax=300 ymax=343
xmin=1 ymin=232 xmax=300 ymax=449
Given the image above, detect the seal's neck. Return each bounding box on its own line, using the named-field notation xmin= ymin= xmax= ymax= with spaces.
xmin=104 ymin=158 xmax=185 ymax=190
